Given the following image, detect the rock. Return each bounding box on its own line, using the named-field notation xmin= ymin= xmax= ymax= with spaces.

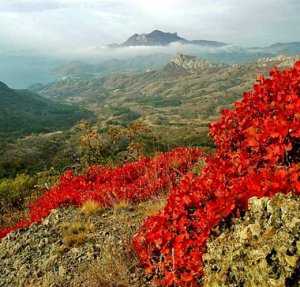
xmin=0 ymin=199 xmax=156 ymax=287
xmin=203 ymin=193 xmax=300 ymax=287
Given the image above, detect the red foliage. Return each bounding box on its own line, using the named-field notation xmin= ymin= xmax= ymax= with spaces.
xmin=0 ymin=147 xmax=203 ymax=239
xmin=133 ymin=61 xmax=300 ymax=286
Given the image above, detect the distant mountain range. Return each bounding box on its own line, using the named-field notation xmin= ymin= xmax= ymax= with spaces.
xmin=0 ymin=81 xmax=93 ymax=138
xmin=263 ymin=42 xmax=300 ymax=54
xmin=111 ymin=30 xmax=227 ymax=47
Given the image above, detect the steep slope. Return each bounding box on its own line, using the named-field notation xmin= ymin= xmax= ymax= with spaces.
xmin=0 ymin=81 xmax=93 ymax=138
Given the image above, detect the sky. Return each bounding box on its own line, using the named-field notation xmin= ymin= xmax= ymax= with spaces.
xmin=0 ymin=0 xmax=299 ymax=57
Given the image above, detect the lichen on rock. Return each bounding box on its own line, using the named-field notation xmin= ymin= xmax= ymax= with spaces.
xmin=203 ymin=193 xmax=300 ymax=287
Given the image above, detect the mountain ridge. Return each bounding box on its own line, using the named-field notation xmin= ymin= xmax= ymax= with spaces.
xmin=117 ymin=30 xmax=227 ymax=47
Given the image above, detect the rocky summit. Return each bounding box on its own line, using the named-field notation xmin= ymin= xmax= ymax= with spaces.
xmin=120 ymin=30 xmax=226 ymax=47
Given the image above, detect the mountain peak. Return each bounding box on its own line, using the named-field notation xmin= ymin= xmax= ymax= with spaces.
xmin=122 ymin=30 xmax=185 ymax=47
xmin=149 ymin=30 xmax=177 ymax=37
xmin=119 ymin=30 xmax=226 ymax=47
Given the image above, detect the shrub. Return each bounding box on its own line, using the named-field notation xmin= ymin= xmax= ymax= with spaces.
xmin=132 ymin=61 xmax=300 ymax=286
xmin=0 ymin=174 xmax=36 ymax=210
xmin=0 ymin=147 xmax=202 ymax=238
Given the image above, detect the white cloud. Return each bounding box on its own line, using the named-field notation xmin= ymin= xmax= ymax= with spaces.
xmin=0 ymin=0 xmax=299 ymax=57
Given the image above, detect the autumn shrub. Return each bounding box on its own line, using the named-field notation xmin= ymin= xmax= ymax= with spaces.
xmin=0 ymin=147 xmax=202 ymax=238
xmin=132 ymin=61 xmax=300 ymax=286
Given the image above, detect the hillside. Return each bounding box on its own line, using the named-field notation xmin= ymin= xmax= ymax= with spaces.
xmin=33 ymin=54 xmax=299 ymax=146
xmin=0 ymin=81 xmax=93 ymax=139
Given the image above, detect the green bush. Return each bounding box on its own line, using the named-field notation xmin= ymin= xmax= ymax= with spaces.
xmin=0 ymin=174 xmax=36 ymax=210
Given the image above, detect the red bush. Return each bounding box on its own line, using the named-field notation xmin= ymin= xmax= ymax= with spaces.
xmin=0 ymin=147 xmax=203 ymax=239
xmin=133 ymin=61 xmax=300 ymax=286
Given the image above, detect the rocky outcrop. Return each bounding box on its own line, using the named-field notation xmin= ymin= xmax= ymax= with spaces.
xmin=0 ymin=200 xmax=159 ymax=287
xmin=203 ymin=194 xmax=300 ymax=287
xmin=165 ymin=53 xmax=227 ymax=74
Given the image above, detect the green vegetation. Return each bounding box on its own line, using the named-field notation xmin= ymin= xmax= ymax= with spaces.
xmin=0 ymin=169 xmax=59 ymax=228
xmin=0 ymin=81 xmax=93 ymax=140
xmin=0 ymin=130 xmax=78 ymax=178
xmin=137 ymin=94 xmax=182 ymax=107
xmin=0 ymin=174 xmax=36 ymax=211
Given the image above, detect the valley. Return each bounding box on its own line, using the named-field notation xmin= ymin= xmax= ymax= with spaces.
xmin=32 ymin=54 xmax=300 ymax=146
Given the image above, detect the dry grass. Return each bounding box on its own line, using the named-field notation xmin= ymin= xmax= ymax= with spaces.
xmin=80 ymin=200 xmax=103 ymax=216
xmin=138 ymin=196 xmax=167 ymax=218
xmin=70 ymin=198 xmax=165 ymax=287
xmin=60 ymin=220 xmax=94 ymax=248
xmin=70 ymin=224 xmax=141 ymax=287
xmin=71 ymin=243 xmax=133 ymax=287
xmin=113 ymin=199 xmax=130 ymax=211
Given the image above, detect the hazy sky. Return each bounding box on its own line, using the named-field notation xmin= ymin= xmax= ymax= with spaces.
xmin=0 ymin=0 xmax=299 ymax=56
